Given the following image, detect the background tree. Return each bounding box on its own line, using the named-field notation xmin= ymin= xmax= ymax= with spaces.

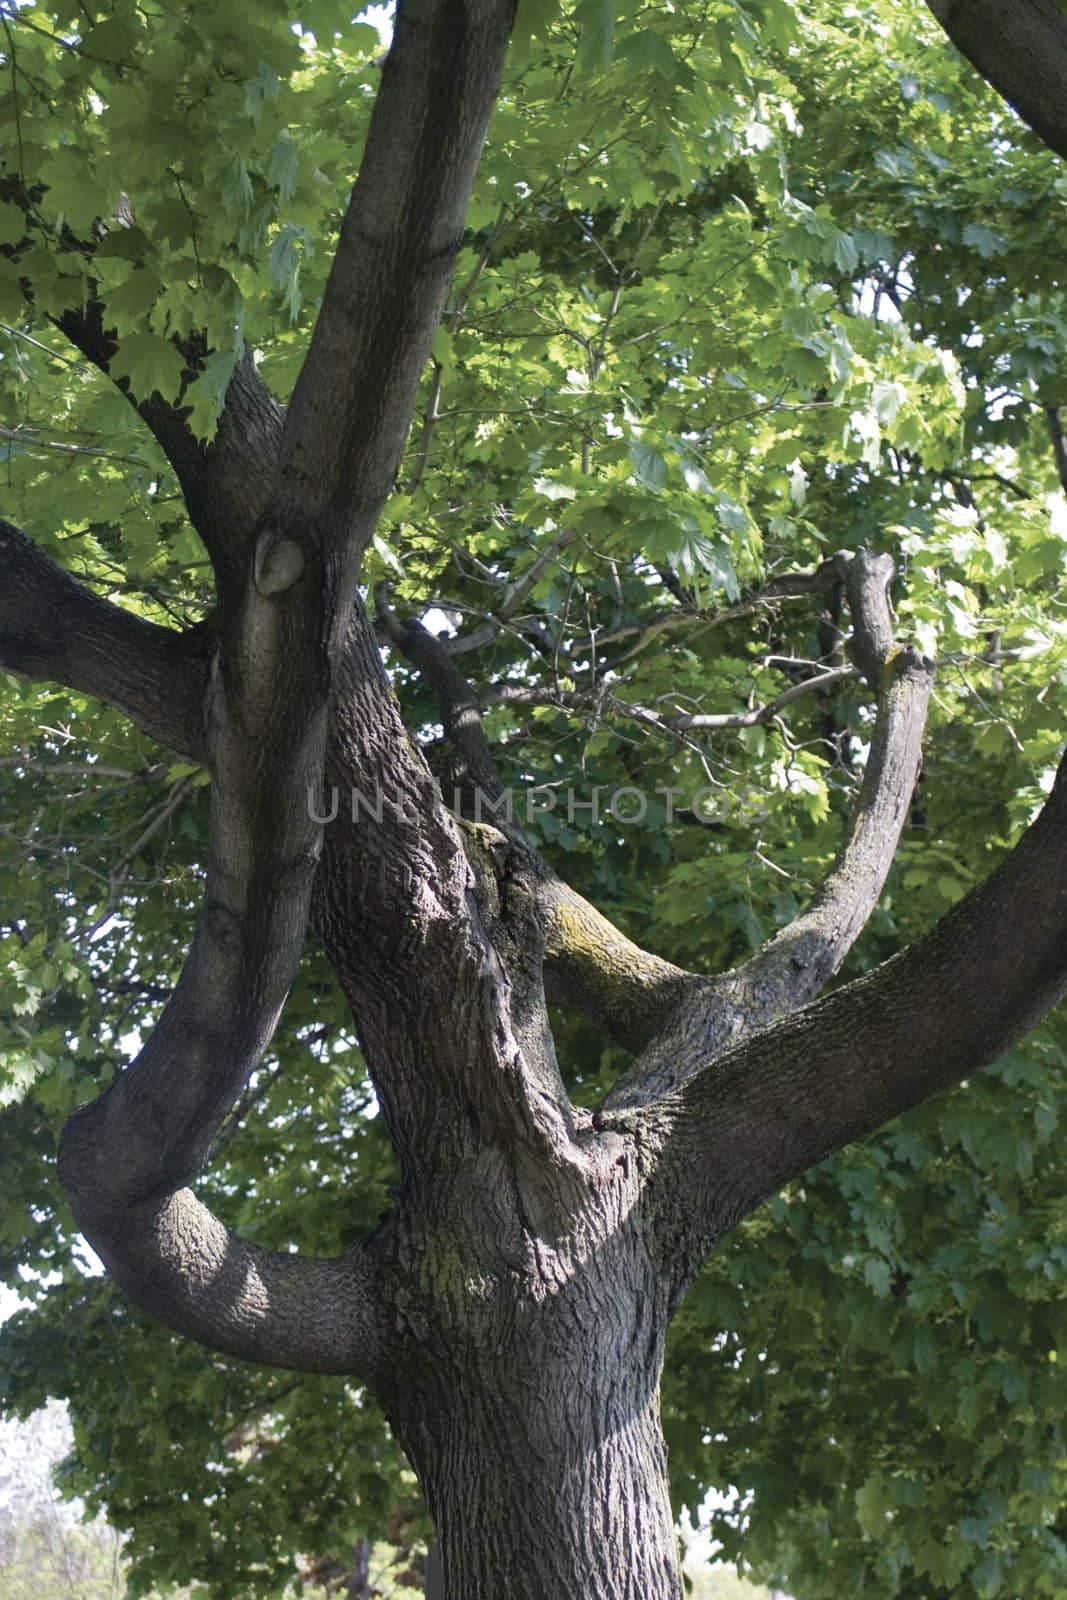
xmin=3 ymin=1 xmax=1067 ymax=1597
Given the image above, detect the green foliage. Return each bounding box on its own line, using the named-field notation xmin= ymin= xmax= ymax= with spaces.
xmin=0 ymin=1400 xmax=425 ymax=1600
xmin=3 ymin=0 xmax=1067 ymax=1596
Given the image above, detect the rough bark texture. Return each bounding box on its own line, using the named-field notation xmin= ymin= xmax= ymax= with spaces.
xmin=390 ymin=1344 xmax=681 ymax=1600
xmin=4 ymin=4 xmax=1067 ymax=1597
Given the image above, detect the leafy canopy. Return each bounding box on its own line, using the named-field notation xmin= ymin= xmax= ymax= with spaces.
xmin=2 ymin=0 xmax=1067 ymax=1596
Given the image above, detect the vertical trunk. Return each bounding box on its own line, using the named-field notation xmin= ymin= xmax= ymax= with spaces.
xmin=410 ymin=1383 xmax=683 ymax=1600
xmin=378 ymin=1253 xmax=684 ymax=1600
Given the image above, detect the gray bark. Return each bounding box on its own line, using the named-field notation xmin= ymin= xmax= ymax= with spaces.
xmin=371 ymin=1141 xmax=685 ymax=1600
xmin=3 ymin=3 xmax=1067 ymax=1597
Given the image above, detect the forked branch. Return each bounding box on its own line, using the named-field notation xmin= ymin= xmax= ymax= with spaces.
xmin=376 ymin=591 xmax=688 ymax=1054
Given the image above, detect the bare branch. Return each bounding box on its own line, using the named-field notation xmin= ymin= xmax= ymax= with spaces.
xmin=0 ymin=423 xmax=148 ymax=466
xmin=444 ymin=527 xmax=577 ymax=656
xmin=403 ymin=205 xmax=512 ymax=497
xmin=68 ymin=1193 xmax=387 ymax=1376
xmin=480 ymin=664 xmax=860 ymax=737
xmin=591 ymin=553 xmax=860 ymax=665
xmin=376 ymin=586 xmax=502 ymax=795
xmin=538 ymin=876 xmax=690 ymax=1052
xmin=0 ymin=758 xmax=168 ymax=781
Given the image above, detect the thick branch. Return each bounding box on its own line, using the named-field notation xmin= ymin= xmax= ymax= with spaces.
xmin=538 ymin=876 xmax=689 ymax=1052
xmin=0 ymin=517 xmax=208 ymax=760
xmin=55 ymin=517 xmax=388 ymax=1375
xmin=641 ymin=749 xmax=1067 ymax=1268
xmin=925 ymin=0 xmax=1067 ymax=162
xmin=54 ymin=298 xmax=284 ymax=605
xmin=377 ymin=596 xmax=688 ymax=1053
xmin=274 ymin=0 xmax=517 ymax=569
xmin=606 ymin=551 xmax=933 ymax=1107
xmin=309 ymin=599 xmax=581 ymax=1191
xmin=72 ymin=1193 xmax=386 ymax=1375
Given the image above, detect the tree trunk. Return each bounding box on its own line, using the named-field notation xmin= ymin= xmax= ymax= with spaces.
xmin=376 ymin=1232 xmax=684 ymax=1600
xmin=395 ymin=1371 xmax=681 ymax=1599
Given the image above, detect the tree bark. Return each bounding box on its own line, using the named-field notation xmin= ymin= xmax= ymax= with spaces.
xmin=392 ymin=1358 xmax=682 ymax=1600
xmin=371 ymin=1176 xmax=685 ymax=1600
xmin=10 ymin=1 xmax=1067 ymax=1593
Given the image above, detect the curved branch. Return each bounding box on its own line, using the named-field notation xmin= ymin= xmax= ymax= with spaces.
xmin=925 ymin=0 xmax=1067 ymax=162
xmin=641 ymin=748 xmax=1067 ymax=1267
xmin=275 ymin=0 xmax=516 ymax=569
xmin=56 ymin=522 xmax=387 ymax=1376
xmin=0 ymin=517 xmax=208 ymax=759
xmin=733 ymin=555 xmax=931 ymax=1001
xmin=72 ymin=1192 xmax=385 ymax=1375
xmin=538 ymin=875 xmax=689 ymax=1051
xmin=394 ymin=550 xmax=926 ymax=1058
xmin=606 ymin=551 xmax=933 ymax=1107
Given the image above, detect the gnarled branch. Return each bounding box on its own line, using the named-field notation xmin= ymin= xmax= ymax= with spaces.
xmin=65 ymin=1191 xmax=386 ymax=1376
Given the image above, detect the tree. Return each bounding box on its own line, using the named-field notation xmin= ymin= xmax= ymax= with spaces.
xmin=3 ymin=1 xmax=1067 ymax=1596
